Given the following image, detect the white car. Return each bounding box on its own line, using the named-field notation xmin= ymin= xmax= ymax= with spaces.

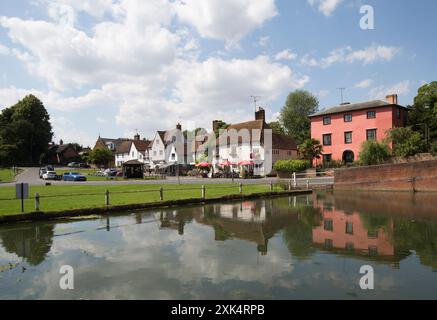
xmin=42 ymin=171 xmax=57 ymax=180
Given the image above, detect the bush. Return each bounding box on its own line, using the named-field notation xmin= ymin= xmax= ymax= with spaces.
xmin=274 ymin=159 xmax=311 ymax=173
xmin=386 ymin=127 xmax=426 ymax=157
xmin=359 ymin=141 xmax=391 ymax=166
xmin=431 ymin=142 xmax=437 ymax=156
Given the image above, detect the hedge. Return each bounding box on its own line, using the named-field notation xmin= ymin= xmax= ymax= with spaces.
xmin=273 ymin=159 xmax=311 ymax=173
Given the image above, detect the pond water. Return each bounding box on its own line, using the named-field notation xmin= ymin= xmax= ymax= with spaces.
xmin=1 ymin=191 xmax=437 ymax=300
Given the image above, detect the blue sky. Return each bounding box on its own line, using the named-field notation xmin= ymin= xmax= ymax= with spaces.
xmin=0 ymin=0 xmax=436 ymax=146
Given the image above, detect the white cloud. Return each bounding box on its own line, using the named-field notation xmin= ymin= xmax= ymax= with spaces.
xmin=258 ymin=36 xmax=270 ymax=47
xmin=274 ymin=49 xmax=297 ymax=61
xmin=301 ymin=44 xmax=401 ymax=68
xmin=308 ymin=0 xmax=343 ymax=16
xmin=369 ymin=80 xmax=411 ymax=100
xmin=175 ymin=0 xmax=277 ymax=47
xmin=0 ymin=43 xmax=11 ymax=55
xmin=354 ymin=79 xmax=373 ymax=89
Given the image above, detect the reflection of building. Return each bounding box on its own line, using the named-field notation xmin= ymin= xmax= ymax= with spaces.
xmin=312 ymin=194 xmax=397 ymax=263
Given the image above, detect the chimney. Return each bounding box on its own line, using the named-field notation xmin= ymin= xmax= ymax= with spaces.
xmin=176 ymin=123 xmax=182 ymax=131
xmin=212 ymin=120 xmax=221 ymax=132
xmin=386 ymin=94 xmax=398 ymax=105
xmin=134 ymin=133 xmax=140 ymax=141
xmin=255 ymin=107 xmax=265 ymax=122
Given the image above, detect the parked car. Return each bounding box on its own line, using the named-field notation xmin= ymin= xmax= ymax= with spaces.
xmin=62 ymin=172 xmax=87 ymax=182
xmin=39 ymin=168 xmax=47 ymax=179
xmin=42 ymin=171 xmax=58 ymax=180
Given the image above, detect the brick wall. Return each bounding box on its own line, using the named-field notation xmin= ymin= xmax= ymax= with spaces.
xmin=334 ymin=160 xmax=437 ymax=192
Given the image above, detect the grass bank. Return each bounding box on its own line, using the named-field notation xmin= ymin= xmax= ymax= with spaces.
xmin=0 ymin=168 xmax=21 ymax=183
xmin=54 ymin=169 xmax=160 ymax=182
xmin=0 ymin=183 xmax=285 ymax=217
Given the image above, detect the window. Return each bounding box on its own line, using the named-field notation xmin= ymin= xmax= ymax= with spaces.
xmin=324 ymin=219 xmax=333 ymax=231
xmin=132 ymin=151 xmax=134 ymax=157
xmin=171 ymin=153 xmax=175 ymax=160
xmin=323 ymin=116 xmax=331 ymax=125
xmin=368 ymin=230 xmax=379 ymax=239
xmin=344 ymin=114 xmax=352 ymax=122
xmin=323 ymin=154 xmax=332 ymax=164
xmin=346 ymin=222 xmax=354 ymax=235
xmin=396 ymin=107 xmax=401 ymax=119
xmin=367 ymin=111 xmax=376 ymax=119
xmin=366 ymin=129 xmax=377 ymax=141
xmin=368 ymin=246 xmax=378 ymax=256
xmin=153 ymin=151 xmax=157 ymax=156
xmin=324 ymin=239 xmax=333 ymax=249
xmin=159 ymin=150 xmax=163 ymax=155
xmin=344 ymin=131 xmax=352 ymax=144
xmin=323 ymin=134 xmax=332 ymax=146
xmin=231 ymin=146 xmax=237 ymax=155
xmin=345 ymin=242 xmax=355 ymax=251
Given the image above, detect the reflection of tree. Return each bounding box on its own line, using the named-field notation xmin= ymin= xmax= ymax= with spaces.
xmin=393 ymin=219 xmax=437 ymax=271
xmin=0 ymin=224 xmax=54 ymax=266
xmin=282 ymin=206 xmax=322 ymax=260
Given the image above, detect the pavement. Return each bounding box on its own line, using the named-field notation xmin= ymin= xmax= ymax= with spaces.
xmin=0 ymin=167 xmax=334 ymax=187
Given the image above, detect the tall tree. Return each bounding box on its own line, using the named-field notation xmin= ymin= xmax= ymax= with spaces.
xmin=0 ymin=95 xmax=53 ymax=166
xmin=268 ymin=121 xmax=286 ymax=135
xmin=409 ymin=81 xmax=437 ymax=142
xmin=280 ymin=90 xmax=319 ymax=145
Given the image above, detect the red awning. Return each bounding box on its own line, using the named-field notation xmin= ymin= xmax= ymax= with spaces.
xmin=220 ymin=160 xmax=235 ymax=166
xmin=195 ymin=162 xmax=211 ymax=168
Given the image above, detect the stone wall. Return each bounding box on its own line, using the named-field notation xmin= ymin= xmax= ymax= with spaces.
xmin=334 ymin=160 xmax=437 ymax=192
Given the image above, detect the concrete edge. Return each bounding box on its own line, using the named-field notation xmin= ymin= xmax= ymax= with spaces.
xmin=0 ymin=189 xmax=313 ymax=225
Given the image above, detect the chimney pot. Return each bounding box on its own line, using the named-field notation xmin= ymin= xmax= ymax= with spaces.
xmin=255 ymin=107 xmax=266 ymax=122
xmin=176 ymin=123 xmax=182 ymax=131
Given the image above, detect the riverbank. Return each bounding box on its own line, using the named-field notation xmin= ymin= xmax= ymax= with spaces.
xmin=0 ymin=188 xmax=313 ymax=224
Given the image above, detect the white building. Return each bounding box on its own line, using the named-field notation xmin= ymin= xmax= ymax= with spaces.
xmin=114 ymin=134 xmax=152 ymax=167
xmin=212 ymin=108 xmax=298 ymax=176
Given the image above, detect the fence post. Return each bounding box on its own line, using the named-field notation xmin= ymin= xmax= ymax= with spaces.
xmin=270 ymin=181 xmax=273 ymax=192
xmin=293 ymin=172 xmax=297 ymax=188
xmin=288 ymin=179 xmax=292 ymax=191
xmin=105 ymin=189 xmax=110 ymax=207
xmin=35 ymin=193 xmax=40 ymax=211
xmin=160 ymin=187 xmax=164 ymax=201
xmin=306 ymin=180 xmax=310 ymax=190
xmin=239 ymin=183 xmax=243 ymax=194
xmin=201 ymin=185 xmax=206 ymax=199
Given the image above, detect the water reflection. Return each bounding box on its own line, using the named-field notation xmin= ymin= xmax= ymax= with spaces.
xmin=1 ymin=191 xmax=437 ymax=299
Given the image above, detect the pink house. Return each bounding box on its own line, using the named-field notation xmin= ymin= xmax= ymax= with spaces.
xmin=310 ymin=94 xmax=408 ymax=165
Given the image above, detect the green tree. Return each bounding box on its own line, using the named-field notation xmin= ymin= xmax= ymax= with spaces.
xmin=268 ymin=121 xmax=286 ymax=135
xmin=90 ymin=147 xmax=113 ymax=167
xmin=386 ymin=127 xmax=426 ymax=157
xmin=0 ymin=95 xmax=53 ymax=166
xmin=409 ymin=81 xmax=437 ymax=142
xmin=279 ymin=90 xmax=319 ymax=145
xmin=359 ymin=140 xmax=391 ymax=166
xmin=298 ymin=138 xmax=323 ymax=162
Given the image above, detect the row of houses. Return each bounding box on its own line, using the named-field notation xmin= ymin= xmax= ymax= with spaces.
xmin=93 ymin=93 xmax=407 ymax=175
xmin=93 ymin=108 xmax=298 ymax=176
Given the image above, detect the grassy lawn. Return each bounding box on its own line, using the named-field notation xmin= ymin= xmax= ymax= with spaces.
xmin=0 ymin=183 xmax=284 ymax=216
xmin=0 ymin=168 xmax=19 ymax=183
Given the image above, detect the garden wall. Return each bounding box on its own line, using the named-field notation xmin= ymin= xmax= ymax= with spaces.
xmin=334 ymin=160 xmax=437 ymax=192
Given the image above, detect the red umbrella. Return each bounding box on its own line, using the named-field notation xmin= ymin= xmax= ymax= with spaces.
xmin=238 ymin=160 xmax=255 ymax=166
xmin=195 ymin=162 xmax=211 ymax=168
xmin=220 ymin=160 xmax=235 ymax=166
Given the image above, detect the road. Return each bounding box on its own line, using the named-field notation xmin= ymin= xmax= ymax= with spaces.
xmin=0 ymin=167 xmax=334 ymax=187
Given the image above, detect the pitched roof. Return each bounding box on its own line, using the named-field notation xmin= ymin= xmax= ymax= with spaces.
xmin=98 ymin=137 xmax=130 ymax=149
xmin=217 ymin=120 xmax=266 ymax=145
xmin=310 ymin=100 xmax=407 ymax=117
xmin=272 ymin=133 xmax=297 ymax=150
xmin=133 ymin=140 xmax=151 ymax=152
xmin=114 ymin=141 xmax=132 ymax=154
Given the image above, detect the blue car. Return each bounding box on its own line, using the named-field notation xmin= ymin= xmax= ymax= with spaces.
xmin=63 ymin=172 xmax=87 ymax=182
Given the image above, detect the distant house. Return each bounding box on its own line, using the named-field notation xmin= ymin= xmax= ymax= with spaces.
xmin=310 ymin=94 xmax=408 ymax=165
xmin=93 ymin=136 xmax=131 ymax=167
xmin=213 ymin=108 xmax=298 ymax=176
xmin=114 ymin=134 xmax=152 ymax=167
xmin=44 ymin=143 xmax=81 ymax=165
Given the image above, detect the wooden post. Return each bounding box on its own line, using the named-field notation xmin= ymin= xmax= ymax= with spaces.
xmin=105 ymin=189 xmax=110 ymax=207
xmin=160 ymin=187 xmax=164 ymax=201
xmin=288 ymin=179 xmax=292 ymax=191
xmin=201 ymin=185 xmax=206 ymax=199
xmin=293 ymin=172 xmax=297 ymax=188
xmin=306 ymin=180 xmax=310 ymax=190
xmin=35 ymin=193 xmax=40 ymax=211
xmin=239 ymin=183 xmax=243 ymax=194
xmin=270 ymin=181 xmax=273 ymax=192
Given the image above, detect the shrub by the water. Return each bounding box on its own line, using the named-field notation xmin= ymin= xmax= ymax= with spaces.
xmin=273 ymin=159 xmax=311 ymax=173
